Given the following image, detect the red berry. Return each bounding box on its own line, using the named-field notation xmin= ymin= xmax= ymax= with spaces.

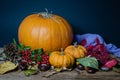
xmin=37 ymin=61 xmax=41 ymax=65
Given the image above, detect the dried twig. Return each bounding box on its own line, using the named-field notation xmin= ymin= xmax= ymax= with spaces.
xmin=74 ymin=68 xmax=84 ymax=74
xmin=42 ymin=70 xmax=59 ymax=78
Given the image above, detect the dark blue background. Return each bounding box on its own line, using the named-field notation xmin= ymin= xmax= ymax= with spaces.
xmin=0 ymin=0 xmax=120 ymax=47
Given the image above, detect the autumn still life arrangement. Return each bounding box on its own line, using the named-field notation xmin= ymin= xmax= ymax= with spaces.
xmin=0 ymin=9 xmax=120 ymax=77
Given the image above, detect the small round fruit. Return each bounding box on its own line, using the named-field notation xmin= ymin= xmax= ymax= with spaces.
xmin=39 ymin=64 xmax=50 ymax=71
xmin=101 ymin=66 xmax=109 ymax=71
xmin=19 ymin=62 xmax=28 ymax=70
xmin=77 ymin=64 xmax=85 ymax=70
xmin=85 ymin=67 xmax=97 ymax=73
xmin=37 ymin=61 xmax=41 ymax=66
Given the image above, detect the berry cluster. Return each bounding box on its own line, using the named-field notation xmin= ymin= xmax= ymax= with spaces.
xmin=21 ymin=50 xmax=32 ymax=64
xmin=38 ymin=53 xmax=50 ymax=71
xmin=18 ymin=50 xmax=33 ymax=70
xmin=18 ymin=49 xmax=50 ymax=71
xmin=41 ymin=54 xmax=50 ymax=65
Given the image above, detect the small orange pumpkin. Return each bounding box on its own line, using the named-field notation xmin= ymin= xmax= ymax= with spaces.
xmin=49 ymin=49 xmax=74 ymax=69
xmin=18 ymin=11 xmax=73 ymax=52
xmin=64 ymin=42 xmax=87 ymax=58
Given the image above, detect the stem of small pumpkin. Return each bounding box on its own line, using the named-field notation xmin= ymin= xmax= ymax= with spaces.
xmin=61 ymin=48 xmax=64 ymax=56
xmin=73 ymin=42 xmax=78 ymax=48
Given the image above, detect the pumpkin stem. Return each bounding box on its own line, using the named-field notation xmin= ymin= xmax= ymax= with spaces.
xmin=38 ymin=8 xmax=52 ymax=18
xmin=73 ymin=42 xmax=78 ymax=48
xmin=61 ymin=48 xmax=64 ymax=56
xmin=45 ymin=8 xmax=49 ymax=14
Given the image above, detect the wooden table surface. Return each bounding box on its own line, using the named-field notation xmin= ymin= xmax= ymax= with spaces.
xmin=0 ymin=68 xmax=120 ymax=80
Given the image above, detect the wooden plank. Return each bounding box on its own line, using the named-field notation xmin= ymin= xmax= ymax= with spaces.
xmin=0 ymin=68 xmax=120 ymax=80
xmin=42 ymin=70 xmax=120 ymax=80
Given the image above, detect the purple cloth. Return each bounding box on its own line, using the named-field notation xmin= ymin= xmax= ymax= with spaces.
xmin=74 ymin=33 xmax=120 ymax=57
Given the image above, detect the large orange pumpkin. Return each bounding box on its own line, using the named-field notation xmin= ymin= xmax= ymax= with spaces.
xmin=18 ymin=12 xmax=73 ymax=52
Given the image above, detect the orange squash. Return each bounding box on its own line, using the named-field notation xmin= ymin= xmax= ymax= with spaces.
xmin=18 ymin=12 xmax=73 ymax=52
xmin=64 ymin=42 xmax=87 ymax=58
xmin=49 ymin=49 xmax=74 ymax=69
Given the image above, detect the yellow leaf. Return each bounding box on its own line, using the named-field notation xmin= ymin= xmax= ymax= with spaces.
xmin=0 ymin=61 xmax=18 ymax=74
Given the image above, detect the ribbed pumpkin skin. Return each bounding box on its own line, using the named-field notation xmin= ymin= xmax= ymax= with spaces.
xmin=64 ymin=45 xmax=87 ymax=58
xmin=49 ymin=51 xmax=74 ymax=68
xmin=18 ymin=13 xmax=73 ymax=52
